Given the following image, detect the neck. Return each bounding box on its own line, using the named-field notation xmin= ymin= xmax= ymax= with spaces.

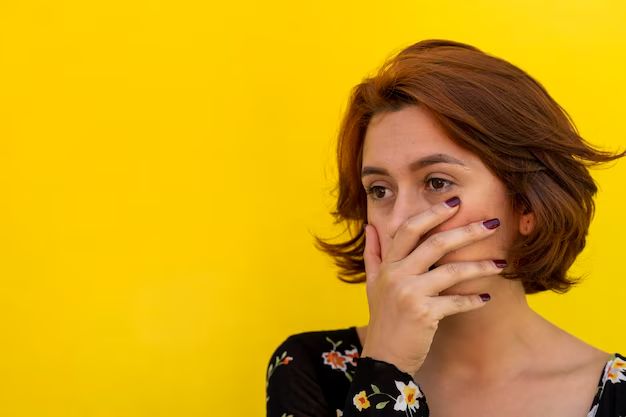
xmin=415 ymin=278 xmax=548 ymax=383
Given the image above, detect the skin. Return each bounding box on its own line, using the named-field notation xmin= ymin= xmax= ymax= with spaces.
xmin=356 ymin=105 xmax=611 ymax=417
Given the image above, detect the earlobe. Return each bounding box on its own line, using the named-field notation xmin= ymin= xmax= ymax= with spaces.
xmin=519 ymin=212 xmax=535 ymax=235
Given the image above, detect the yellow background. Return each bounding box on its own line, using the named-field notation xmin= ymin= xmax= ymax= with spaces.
xmin=1 ymin=1 xmax=625 ymax=416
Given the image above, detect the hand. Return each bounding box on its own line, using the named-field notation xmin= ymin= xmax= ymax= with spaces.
xmin=360 ymin=197 xmax=506 ymax=376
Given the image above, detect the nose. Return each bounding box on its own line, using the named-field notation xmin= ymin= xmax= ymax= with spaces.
xmin=387 ymin=187 xmax=431 ymax=240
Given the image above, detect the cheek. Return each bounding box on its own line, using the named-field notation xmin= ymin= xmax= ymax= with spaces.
xmin=418 ymin=201 xmax=511 ymax=249
xmin=369 ymin=192 xmax=514 ymax=257
xmin=422 ymin=207 xmax=485 ymax=240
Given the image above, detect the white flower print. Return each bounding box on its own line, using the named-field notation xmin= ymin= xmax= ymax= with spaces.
xmin=605 ymin=356 xmax=626 ymax=384
xmin=393 ymin=380 xmax=422 ymax=412
xmin=343 ymin=347 xmax=359 ymax=366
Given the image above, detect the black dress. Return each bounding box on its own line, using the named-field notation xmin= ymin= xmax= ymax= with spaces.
xmin=266 ymin=326 xmax=626 ymax=417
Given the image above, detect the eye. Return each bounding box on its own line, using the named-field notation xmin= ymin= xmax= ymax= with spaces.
xmin=364 ymin=185 xmax=391 ymax=201
xmin=426 ymin=177 xmax=454 ymax=192
xmin=364 ymin=177 xmax=454 ymax=202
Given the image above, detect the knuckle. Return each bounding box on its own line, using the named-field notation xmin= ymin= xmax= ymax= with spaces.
xmin=444 ymin=262 xmax=460 ymax=276
xmin=383 ymin=262 xmax=402 ymax=280
xmin=404 ymin=205 xmax=448 ymax=235
xmin=477 ymin=260 xmax=492 ymax=273
xmin=395 ymin=281 xmax=410 ymax=296
xmin=400 ymin=218 xmax=414 ymax=232
xmin=412 ymin=302 xmax=435 ymax=321
xmin=427 ymin=320 xmax=439 ymax=331
xmin=375 ymin=269 xmax=387 ymax=286
xmin=452 ymin=295 xmax=470 ymax=309
xmin=403 ymin=215 xmax=426 ymax=234
xmin=430 ymin=204 xmax=445 ymax=216
xmin=426 ymin=309 xmax=440 ymax=324
xmin=486 ymin=259 xmax=498 ymax=271
xmin=426 ymin=234 xmax=446 ymax=250
xmin=463 ymin=222 xmax=480 ymax=237
xmin=396 ymin=284 xmax=417 ymax=309
xmin=397 ymin=285 xmax=436 ymax=319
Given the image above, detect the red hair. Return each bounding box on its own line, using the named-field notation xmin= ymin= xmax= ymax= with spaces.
xmin=313 ymin=39 xmax=625 ymax=294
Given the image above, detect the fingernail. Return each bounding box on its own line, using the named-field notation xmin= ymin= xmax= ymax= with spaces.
xmin=493 ymin=259 xmax=507 ymax=268
xmin=444 ymin=196 xmax=461 ymax=208
xmin=479 ymin=293 xmax=491 ymax=302
xmin=482 ymin=218 xmax=500 ymax=229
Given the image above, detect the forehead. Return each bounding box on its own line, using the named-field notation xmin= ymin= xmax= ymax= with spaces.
xmin=362 ymin=105 xmax=479 ymax=166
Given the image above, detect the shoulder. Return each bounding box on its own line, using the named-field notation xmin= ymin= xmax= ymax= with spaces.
xmin=265 ymin=326 xmax=362 ymax=416
xmin=267 ymin=326 xmax=362 ymax=376
xmin=273 ymin=326 xmax=361 ymax=355
xmin=591 ymin=353 xmax=626 ymax=417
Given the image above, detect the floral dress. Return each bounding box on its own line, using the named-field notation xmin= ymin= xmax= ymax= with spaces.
xmin=265 ymin=326 xmax=626 ymax=417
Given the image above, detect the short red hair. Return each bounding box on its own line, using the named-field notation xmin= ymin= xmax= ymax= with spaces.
xmin=313 ymin=39 xmax=625 ymax=294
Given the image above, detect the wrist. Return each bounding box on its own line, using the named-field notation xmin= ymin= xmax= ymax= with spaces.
xmin=360 ymin=350 xmax=422 ymax=376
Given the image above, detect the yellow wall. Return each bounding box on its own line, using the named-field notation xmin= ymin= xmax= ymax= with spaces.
xmin=1 ymin=1 xmax=625 ymax=416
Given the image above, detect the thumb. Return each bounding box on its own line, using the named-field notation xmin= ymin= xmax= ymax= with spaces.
xmin=363 ymin=224 xmax=382 ymax=281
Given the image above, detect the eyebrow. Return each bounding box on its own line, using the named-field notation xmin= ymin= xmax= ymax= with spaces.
xmin=361 ymin=153 xmax=468 ymax=178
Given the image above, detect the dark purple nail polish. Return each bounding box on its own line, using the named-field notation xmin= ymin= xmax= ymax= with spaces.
xmin=444 ymin=196 xmax=461 ymax=208
xmin=482 ymin=218 xmax=500 ymax=229
xmin=479 ymin=293 xmax=491 ymax=302
xmin=493 ymin=259 xmax=507 ymax=268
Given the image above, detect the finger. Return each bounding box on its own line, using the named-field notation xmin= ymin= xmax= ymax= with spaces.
xmin=402 ymin=218 xmax=500 ymax=273
xmin=419 ymin=260 xmax=506 ymax=295
xmin=429 ymin=293 xmax=490 ymax=320
xmin=363 ymin=224 xmax=382 ymax=282
xmin=385 ymin=198 xmax=460 ymax=265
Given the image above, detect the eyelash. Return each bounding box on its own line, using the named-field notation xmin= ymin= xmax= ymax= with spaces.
xmin=364 ymin=177 xmax=455 ymax=201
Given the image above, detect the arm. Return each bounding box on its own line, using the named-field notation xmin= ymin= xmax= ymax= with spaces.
xmin=265 ymin=335 xmax=428 ymax=417
xmin=266 ymin=336 xmax=333 ymax=417
xmin=341 ymin=357 xmax=428 ymax=417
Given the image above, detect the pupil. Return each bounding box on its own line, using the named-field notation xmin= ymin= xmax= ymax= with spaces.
xmin=432 ymin=179 xmax=444 ymax=189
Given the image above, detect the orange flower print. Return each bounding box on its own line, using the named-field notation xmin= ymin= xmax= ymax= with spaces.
xmin=322 ymin=337 xmax=358 ymax=381
xmin=353 ymin=390 xmax=370 ymax=411
xmin=322 ymin=350 xmax=348 ymax=371
xmin=280 ymin=356 xmax=293 ymax=365
xmin=343 ymin=347 xmax=359 ymax=366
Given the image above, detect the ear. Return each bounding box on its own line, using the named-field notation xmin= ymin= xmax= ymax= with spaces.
xmin=518 ymin=211 xmax=535 ymax=236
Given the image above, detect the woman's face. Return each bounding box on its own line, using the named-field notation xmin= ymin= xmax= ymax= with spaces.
xmin=361 ymin=105 xmax=529 ymax=294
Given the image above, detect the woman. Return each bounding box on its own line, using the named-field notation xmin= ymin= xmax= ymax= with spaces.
xmin=265 ymin=39 xmax=626 ymax=417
